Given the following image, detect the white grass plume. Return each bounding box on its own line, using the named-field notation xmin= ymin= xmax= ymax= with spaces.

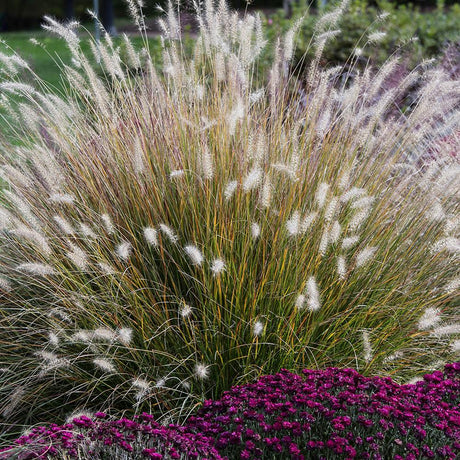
xmin=17 ymin=263 xmax=55 ymax=276
xmin=93 ymin=358 xmax=116 ymax=373
xmin=253 ymin=320 xmax=264 ymax=337
xmin=431 ymin=324 xmax=460 ymax=336
xmin=356 ymin=247 xmax=377 ymax=268
xmin=0 ymin=277 xmax=12 ymax=292
xmin=101 ymin=214 xmax=115 ymax=235
xmin=184 ymin=245 xmax=204 ymax=266
xmin=116 ymin=241 xmax=133 ymax=261
xmin=159 ymin=224 xmax=178 ymax=243
xmin=251 ymin=222 xmax=261 ymax=240
xmin=211 ymin=258 xmax=225 ymax=276
xmin=286 ymin=211 xmax=301 ymax=237
xmin=337 ymin=256 xmax=346 ymax=280
xmin=362 ymin=330 xmax=373 ymax=363
xmin=306 ymin=276 xmax=321 ymax=312
xmin=418 ymin=307 xmax=441 ymax=330
xmin=66 ymin=243 xmax=89 ymax=270
xmin=224 ymin=180 xmax=238 ymax=200
xmin=315 ymin=183 xmax=329 ymax=209
xmin=144 ymin=227 xmax=159 ymax=247
xmin=243 ymin=167 xmax=263 ymax=192
xmin=194 ymin=363 xmax=210 ymax=380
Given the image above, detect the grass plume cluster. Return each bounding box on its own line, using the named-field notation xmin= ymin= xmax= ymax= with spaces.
xmin=0 ymin=0 xmax=458 ymax=439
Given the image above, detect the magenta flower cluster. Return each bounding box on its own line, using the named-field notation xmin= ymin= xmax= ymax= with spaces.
xmin=0 ymin=413 xmax=220 ymax=459
xmin=1 ymin=363 xmax=459 ymax=460
xmin=187 ymin=363 xmax=460 ymax=460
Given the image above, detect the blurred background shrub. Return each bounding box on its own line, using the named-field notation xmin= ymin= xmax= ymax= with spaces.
xmin=266 ymin=0 xmax=460 ymax=70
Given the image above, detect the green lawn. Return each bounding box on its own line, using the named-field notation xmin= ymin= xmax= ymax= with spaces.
xmin=0 ymin=30 xmax=75 ymax=90
xmin=0 ymin=30 xmax=163 ymax=137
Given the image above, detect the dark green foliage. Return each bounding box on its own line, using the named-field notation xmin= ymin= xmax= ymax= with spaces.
xmin=266 ymin=0 xmax=460 ymax=70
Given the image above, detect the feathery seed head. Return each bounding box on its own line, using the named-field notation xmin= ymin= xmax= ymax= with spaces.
xmin=49 ymin=193 xmax=75 ymax=204
xmin=180 ymin=303 xmax=193 ymax=319
xmin=224 ymin=180 xmax=238 ymax=200
xmin=66 ymin=243 xmax=89 ymax=270
xmin=324 ymin=197 xmax=339 ymax=222
xmin=194 ymin=363 xmax=210 ymax=380
xmin=319 ymin=228 xmax=330 ymax=256
xmin=426 ymin=202 xmax=445 ymax=222
xmin=356 ymin=246 xmax=377 ymax=268
xmin=329 ymin=220 xmax=341 ymax=244
xmin=431 ymin=324 xmax=460 ymax=336
xmin=72 ymin=330 xmax=92 ymax=343
xmin=418 ymin=307 xmax=441 ymax=330
xmin=451 ymin=340 xmax=460 ymax=352
xmin=93 ymin=327 xmax=116 ymax=342
xmin=300 ymin=212 xmax=318 ymax=233
xmin=362 ymin=330 xmax=373 ymax=363
xmin=200 ymin=147 xmax=214 ymax=180
xmin=295 ymin=294 xmax=306 ymax=310
xmin=306 ymin=276 xmax=321 ymax=312
xmin=351 ymin=196 xmax=375 ymax=210
xmin=444 ymin=216 xmax=460 ymax=236
xmin=116 ymin=241 xmax=133 ymax=261
xmin=93 ymin=358 xmax=116 ymax=373
xmin=445 ymin=277 xmax=460 ymax=294
xmin=79 ymin=224 xmax=96 ymax=238
xmin=184 ymin=245 xmax=204 ymax=266
xmin=251 ymin=222 xmax=261 ymax=240
xmin=159 ymin=224 xmax=178 ymax=243
xmin=144 ymin=227 xmax=158 ymax=247
xmin=342 ymin=236 xmax=360 ymax=249
xmin=0 ymin=276 xmax=12 ymax=292
xmin=170 ymin=169 xmax=185 ymax=179
xmin=155 ymin=377 xmax=166 ymax=389
xmin=368 ymin=31 xmax=387 ymax=43
xmin=383 ymin=351 xmax=403 ymax=363
xmin=53 ymin=216 xmax=74 ymax=235
xmin=431 ymin=237 xmax=460 ymax=254
xmin=286 ymin=211 xmax=301 ymax=237
xmin=98 ymin=262 xmax=116 ymax=275
xmin=48 ymin=332 xmax=59 ymax=346
xmin=315 ymin=183 xmax=329 ymax=209
xmin=260 ymin=176 xmax=272 ymax=209
xmin=348 ymin=208 xmax=371 ymax=232
xmin=340 ymin=187 xmax=366 ymax=203
xmin=211 ymin=258 xmax=226 ymax=276
xmin=253 ymin=320 xmax=264 ymax=337
xmin=101 ymin=214 xmax=115 ymax=235
xmin=243 ymin=167 xmax=263 ymax=192
xmin=337 ymin=256 xmax=346 ymax=280
xmin=132 ymin=377 xmax=150 ymax=391
xmin=117 ymin=328 xmax=133 ymax=345
xmin=17 ymin=263 xmax=55 ymax=276
xmin=13 ymin=226 xmax=52 ymax=257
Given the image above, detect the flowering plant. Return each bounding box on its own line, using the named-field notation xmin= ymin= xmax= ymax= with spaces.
xmin=2 ymin=363 xmax=459 ymax=459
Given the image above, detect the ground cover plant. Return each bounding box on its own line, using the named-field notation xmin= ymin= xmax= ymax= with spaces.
xmin=0 ymin=0 xmax=459 ymax=445
xmin=1 ymin=363 xmax=459 ymax=459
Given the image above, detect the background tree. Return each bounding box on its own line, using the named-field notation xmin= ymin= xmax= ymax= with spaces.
xmin=64 ymin=0 xmax=74 ymax=20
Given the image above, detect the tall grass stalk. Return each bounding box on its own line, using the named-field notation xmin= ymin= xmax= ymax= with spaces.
xmin=0 ymin=0 xmax=458 ymax=437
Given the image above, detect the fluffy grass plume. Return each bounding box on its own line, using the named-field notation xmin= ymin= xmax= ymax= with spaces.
xmin=0 ymin=0 xmax=459 ymax=436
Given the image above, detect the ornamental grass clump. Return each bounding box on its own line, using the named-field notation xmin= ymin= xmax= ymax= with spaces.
xmin=0 ymin=0 xmax=459 ymax=436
